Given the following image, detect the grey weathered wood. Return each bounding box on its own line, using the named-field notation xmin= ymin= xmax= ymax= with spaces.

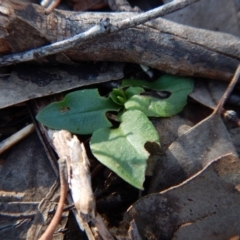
xmin=1 ymin=1 xmax=240 ymax=80
xmin=0 ymin=0 xmax=201 ymax=66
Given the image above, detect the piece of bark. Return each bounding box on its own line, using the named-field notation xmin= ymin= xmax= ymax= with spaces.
xmin=52 ymin=131 xmax=95 ymax=221
xmin=1 ymin=1 xmax=240 ymax=80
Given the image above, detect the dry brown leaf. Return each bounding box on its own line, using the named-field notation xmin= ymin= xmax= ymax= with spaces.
xmin=163 ymin=0 xmax=240 ymax=36
xmin=0 ymin=63 xmax=123 ymax=109
xmin=152 ymin=115 xmax=193 ymax=153
xmin=0 ymin=133 xmax=61 ymax=239
xmin=190 ymin=79 xmax=228 ymax=109
xmin=229 ymin=128 xmax=240 ymax=156
xmin=128 ymin=220 xmax=142 ymax=240
xmin=125 ymin=154 xmax=240 ymax=240
xmin=144 ymin=115 xmax=193 ymax=177
xmin=150 ymin=112 xmax=237 ymax=192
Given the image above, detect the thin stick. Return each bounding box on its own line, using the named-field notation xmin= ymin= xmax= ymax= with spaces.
xmin=93 ymin=213 xmax=115 ymax=240
xmin=0 ymin=0 xmax=200 ymax=67
xmin=45 ymin=0 xmax=61 ymax=14
xmin=214 ymin=65 xmax=240 ymax=114
xmin=0 ymin=124 xmax=35 ymax=155
xmin=38 ymin=157 xmax=68 ymax=240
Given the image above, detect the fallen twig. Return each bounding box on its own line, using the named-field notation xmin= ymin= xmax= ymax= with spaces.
xmin=214 ymin=65 xmax=240 ymax=114
xmin=0 ymin=0 xmax=200 ymax=66
xmin=38 ymin=157 xmax=68 ymax=240
xmin=93 ymin=213 xmax=115 ymax=240
xmin=0 ymin=123 xmax=35 ymax=155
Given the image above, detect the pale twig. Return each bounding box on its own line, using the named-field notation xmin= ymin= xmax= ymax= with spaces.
xmin=0 ymin=124 xmax=35 ymax=155
xmin=67 ymin=135 xmax=96 ymax=220
xmin=0 ymin=0 xmax=200 ymax=67
xmin=41 ymin=0 xmax=61 ymax=14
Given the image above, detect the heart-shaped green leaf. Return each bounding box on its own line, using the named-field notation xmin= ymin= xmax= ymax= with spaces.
xmin=36 ymin=89 xmax=120 ymax=134
xmin=90 ymin=110 xmax=160 ymax=189
xmin=122 ymin=75 xmax=194 ymax=117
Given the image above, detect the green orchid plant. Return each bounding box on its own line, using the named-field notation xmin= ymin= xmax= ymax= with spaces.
xmin=36 ymin=74 xmax=194 ymax=189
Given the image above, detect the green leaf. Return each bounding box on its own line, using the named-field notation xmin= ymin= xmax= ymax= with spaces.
xmin=124 ymin=86 xmax=145 ymax=99
xmin=122 ymin=75 xmax=192 ymax=90
xmin=36 ymin=89 xmax=120 ymax=134
xmin=90 ymin=110 xmax=160 ymax=189
xmin=110 ymin=88 xmax=127 ymax=105
xmin=123 ymin=75 xmax=194 ymax=117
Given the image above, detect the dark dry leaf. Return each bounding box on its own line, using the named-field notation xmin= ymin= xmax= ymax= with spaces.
xmin=151 ymin=114 xmax=193 ymax=153
xmin=149 ymin=112 xmax=237 ymax=192
xmin=190 ymin=79 xmax=228 ymax=109
xmin=163 ymin=0 xmax=240 ymax=36
xmin=0 ymin=133 xmax=61 ymax=240
xmin=124 ymin=154 xmax=240 ymax=240
xmin=0 ymin=63 xmax=123 ymax=109
xmin=229 ymin=127 xmax=240 ymax=156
